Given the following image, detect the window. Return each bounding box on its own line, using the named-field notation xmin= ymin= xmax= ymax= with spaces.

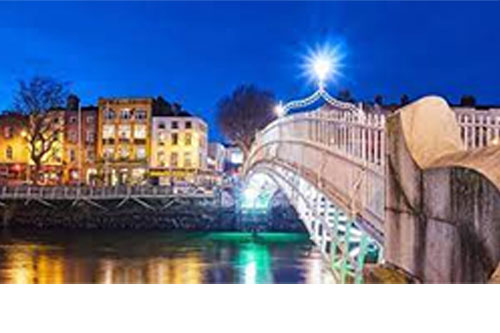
xmin=119 ymin=146 xmax=129 ymax=159
xmin=87 ymin=149 xmax=95 ymax=162
xmin=171 ymin=152 xmax=178 ymax=168
xmin=135 ymin=109 xmax=147 ymax=121
xmin=134 ymin=124 xmax=146 ymax=139
xmin=6 ymin=146 xmax=13 ymax=160
xmin=104 ymin=109 xmax=115 ymax=120
xmin=121 ymin=109 xmax=131 ymax=120
xmin=185 ymin=121 xmax=192 ymax=129
xmin=86 ymin=130 xmax=95 ymax=143
xmin=102 ymin=125 xmax=115 ymax=139
xmin=171 ymin=133 xmax=178 ymax=145
xmin=104 ymin=146 xmax=114 ymax=159
xmin=185 ymin=133 xmax=192 ymax=146
xmin=69 ymin=130 xmax=77 ymax=143
xmin=136 ymin=146 xmax=146 ymax=160
xmin=118 ymin=125 xmax=131 ymax=139
xmin=69 ymin=149 xmax=76 ymax=162
xmin=4 ymin=126 xmax=12 ymax=138
xmin=184 ymin=152 xmax=192 ymax=168
xmin=158 ymin=131 xmax=166 ymax=145
xmin=172 ymin=121 xmax=178 ymax=129
xmin=69 ymin=116 xmax=77 ymax=124
xmin=157 ymin=151 xmax=165 ymax=167
xmin=86 ymin=115 xmax=95 ymax=124
xmin=158 ymin=122 xmax=166 ymax=130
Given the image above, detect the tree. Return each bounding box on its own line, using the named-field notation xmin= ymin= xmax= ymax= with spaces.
xmin=460 ymin=95 xmax=476 ymax=107
xmin=13 ymin=76 xmax=68 ymax=184
xmin=217 ymin=85 xmax=275 ymax=160
xmin=337 ymin=89 xmax=354 ymax=103
xmin=374 ymin=94 xmax=384 ymax=105
xmin=400 ymin=94 xmax=410 ymax=106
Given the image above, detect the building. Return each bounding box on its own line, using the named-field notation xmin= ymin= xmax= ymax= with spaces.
xmin=224 ymin=145 xmax=244 ymax=176
xmin=0 ymin=113 xmax=29 ymax=185
xmin=208 ymin=142 xmax=226 ymax=173
xmin=63 ymin=95 xmax=99 ymax=185
xmin=150 ymin=107 xmax=208 ymax=185
xmin=97 ymin=97 xmax=153 ymax=185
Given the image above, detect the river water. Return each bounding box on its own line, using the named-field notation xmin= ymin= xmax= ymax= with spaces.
xmin=0 ymin=229 xmax=335 ymax=284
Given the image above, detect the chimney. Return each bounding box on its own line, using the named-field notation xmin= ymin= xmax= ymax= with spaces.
xmin=67 ymin=94 xmax=80 ymax=111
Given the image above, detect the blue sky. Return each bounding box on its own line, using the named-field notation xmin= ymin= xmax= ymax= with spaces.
xmin=0 ymin=1 xmax=499 ymax=141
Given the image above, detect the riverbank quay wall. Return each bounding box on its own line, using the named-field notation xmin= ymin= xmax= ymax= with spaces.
xmin=0 ymin=186 xmax=304 ymax=232
xmin=386 ymin=97 xmax=500 ymax=283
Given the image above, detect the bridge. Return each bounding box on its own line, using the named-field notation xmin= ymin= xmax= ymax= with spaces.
xmin=243 ymin=86 xmax=500 ymax=283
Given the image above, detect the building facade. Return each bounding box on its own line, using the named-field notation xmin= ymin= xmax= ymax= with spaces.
xmin=97 ymin=97 xmax=153 ymax=185
xmin=63 ymin=95 xmax=99 ymax=185
xmin=0 ymin=113 xmax=29 ymax=185
xmin=150 ymin=113 xmax=208 ymax=185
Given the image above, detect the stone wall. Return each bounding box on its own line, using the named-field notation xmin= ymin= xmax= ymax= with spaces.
xmin=385 ymin=96 xmax=500 ymax=283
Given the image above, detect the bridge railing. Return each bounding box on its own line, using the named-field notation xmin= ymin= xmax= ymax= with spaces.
xmin=253 ymin=105 xmax=386 ymax=173
xmin=454 ymin=108 xmax=500 ymax=149
xmin=0 ymin=185 xmax=217 ymax=200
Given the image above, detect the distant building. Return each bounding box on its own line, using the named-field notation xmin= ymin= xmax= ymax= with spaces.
xmin=97 ymin=97 xmax=153 ymax=185
xmin=150 ymin=107 xmax=208 ymax=185
xmin=224 ymin=145 xmax=244 ymax=176
xmin=207 ymin=142 xmax=226 ymax=173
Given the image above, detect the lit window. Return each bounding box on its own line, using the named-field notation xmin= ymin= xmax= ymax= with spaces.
xmin=86 ymin=115 xmax=95 ymax=124
xmin=185 ymin=133 xmax=192 ymax=146
xmin=87 ymin=149 xmax=95 ymax=162
xmin=119 ymin=146 xmax=129 ymax=159
xmin=171 ymin=152 xmax=178 ymax=167
xmin=118 ymin=125 xmax=131 ymax=139
xmin=134 ymin=124 xmax=146 ymax=139
xmin=172 ymin=133 xmax=178 ymax=145
xmin=136 ymin=146 xmax=146 ymax=160
xmin=102 ymin=125 xmax=115 ymax=139
xmin=104 ymin=146 xmax=114 ymax=159
xmin=157 ymin=151 xmax=165 ymax=166
xmin=6 ymin=146 xmax=13 ymax=160
xmin=4 ymin=126 xmax=12 ymax=138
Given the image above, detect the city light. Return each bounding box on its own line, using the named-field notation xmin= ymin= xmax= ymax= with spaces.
xmin=274 ymin=102 xmax=285 ymax=117
xmin=302 ymin=43 xmax=344 ymax=87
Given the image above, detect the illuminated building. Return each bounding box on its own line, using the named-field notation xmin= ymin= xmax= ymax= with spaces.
xmin=149 ymin=105 xmax=208 ymax=184
xmin=0 ymin=113 xmax=29 ymax=185
xmin=97 ymin=97 xmax=153 ymax=185
xmin=63 ymin=95 xmax=98 ymax=185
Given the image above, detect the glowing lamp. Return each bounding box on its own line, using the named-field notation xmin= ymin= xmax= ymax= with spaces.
xmin=274 ymin=102 xmax=286 ymax=117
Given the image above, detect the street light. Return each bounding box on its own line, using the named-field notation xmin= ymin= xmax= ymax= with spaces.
xmin=304 ymin=44 xmax=343 ymax=88
xmin=274 ymin=102 xmax=286 ymax=117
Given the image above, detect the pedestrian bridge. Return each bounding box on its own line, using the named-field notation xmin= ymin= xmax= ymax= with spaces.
xmin=243 ymin=88 xmax=500 ymax=283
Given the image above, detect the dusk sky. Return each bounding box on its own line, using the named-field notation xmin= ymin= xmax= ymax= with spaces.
xmin=0 ymin=1 xmax=499 ymax=141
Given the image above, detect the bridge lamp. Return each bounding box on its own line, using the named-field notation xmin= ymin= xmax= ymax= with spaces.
xmin=312 ymin=55 xmax=332 ymax=86
xmin=274 ymin=102 xmax=286 ymax=117
xmin=304 ymin=44 xmax=343 ymax=88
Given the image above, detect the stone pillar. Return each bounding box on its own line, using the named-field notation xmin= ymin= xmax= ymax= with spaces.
xmin=385 ymin=96 xmax=500 ymax=283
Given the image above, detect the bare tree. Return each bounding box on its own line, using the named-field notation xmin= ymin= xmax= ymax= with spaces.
xmin=337 ymin=89 xmax=354 ymax=103
xmin=13 ymin=76 xmax=68 ymax=184
xmin=217 ymin=85 xmax=276 ymax=160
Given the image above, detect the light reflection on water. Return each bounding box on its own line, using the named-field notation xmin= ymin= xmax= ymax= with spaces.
xmin=0 ymin=230 xmax=335 ymax=284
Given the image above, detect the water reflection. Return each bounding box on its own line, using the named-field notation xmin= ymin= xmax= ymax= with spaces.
xmin=0 ymin=230 xmax=334 ymax=284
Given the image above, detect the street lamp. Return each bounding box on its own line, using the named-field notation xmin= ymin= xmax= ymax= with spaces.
xmin=304 ymin=44 xmax=343 ymax=88
xmin=274 ymin=102 xmax=286 ymax=117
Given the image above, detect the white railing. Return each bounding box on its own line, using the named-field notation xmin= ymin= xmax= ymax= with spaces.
xmin=252 ymin=104 xmax=385 ymax=173
xmin=454 ymin=108 xmax=500 ymax=149
xmin=0 ymin=185 xmax=217 ymax=200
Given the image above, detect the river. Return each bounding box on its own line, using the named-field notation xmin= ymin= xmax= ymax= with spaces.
xmin=0 ymin=229 xmax=335 ymax=284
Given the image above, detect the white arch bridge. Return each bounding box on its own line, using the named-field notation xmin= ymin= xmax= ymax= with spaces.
xmin=243 ymin=87 xmax=500 ymax=283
